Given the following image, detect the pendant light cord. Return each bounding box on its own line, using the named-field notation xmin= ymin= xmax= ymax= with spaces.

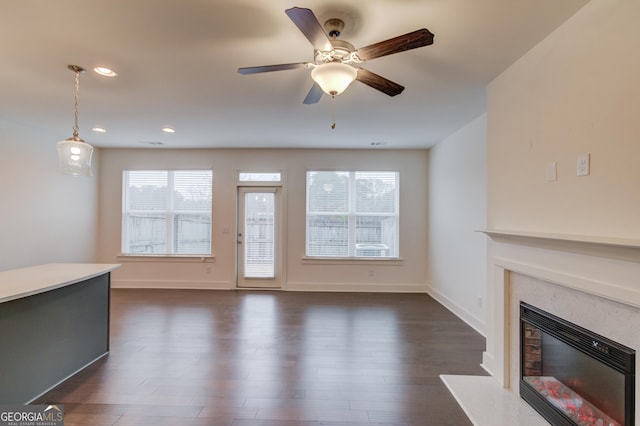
xmin=72 ymin=69 xmax=80 ymax=139
xmin=66 ymin=64 xmax=85 ymax=141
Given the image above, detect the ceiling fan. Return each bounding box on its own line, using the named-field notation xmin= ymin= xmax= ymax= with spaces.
xmin=238 ymin=7 xmax=435 ymax=104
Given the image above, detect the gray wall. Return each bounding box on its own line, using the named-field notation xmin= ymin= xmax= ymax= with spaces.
xmin=0 ymin=120 xmax=98 ymax=271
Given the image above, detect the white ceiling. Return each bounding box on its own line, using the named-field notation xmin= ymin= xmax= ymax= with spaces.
xmin=0 ymin=0 xmax=589 ymax=150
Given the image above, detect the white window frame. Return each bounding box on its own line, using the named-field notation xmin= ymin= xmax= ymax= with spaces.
xmin=121 ymin=170 xmax=213 ymax=257
xmin=238 ymin=171 xmax=282 ymax=184
xmin=305 ymin=170 xmax=400 ymax=259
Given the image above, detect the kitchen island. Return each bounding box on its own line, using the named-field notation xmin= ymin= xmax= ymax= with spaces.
xmin=0 ymin=263 xmax=119 ymax=403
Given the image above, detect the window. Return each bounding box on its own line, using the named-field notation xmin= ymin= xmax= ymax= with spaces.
xmin=122 ymin=170 xmax=213 ymax=255
xmin=238 ymin=172 xmax=281 ymax=182
xmin=306 ymin=171 xmax=399 ymax=258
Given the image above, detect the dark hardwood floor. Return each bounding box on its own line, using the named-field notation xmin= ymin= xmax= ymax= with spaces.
xmin=36 ymin=289 xmax=487 ymax=425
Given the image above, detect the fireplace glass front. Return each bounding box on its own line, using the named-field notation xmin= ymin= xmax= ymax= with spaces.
xmin=520 ymin=302 xmax=635 ymax=426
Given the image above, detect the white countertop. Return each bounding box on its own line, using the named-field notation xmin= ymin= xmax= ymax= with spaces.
xmin=0 ymin=263 xmax=121 ymax=303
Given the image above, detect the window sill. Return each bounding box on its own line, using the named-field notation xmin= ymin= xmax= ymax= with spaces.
xmin=116 ymin=255 xmax=215 ymax=263
xmin=301 ymin=257 xmax=403 ymax=266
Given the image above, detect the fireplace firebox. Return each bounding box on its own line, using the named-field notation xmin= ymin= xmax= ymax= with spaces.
xmin=520 ymin=302 xmax=635 ymax=426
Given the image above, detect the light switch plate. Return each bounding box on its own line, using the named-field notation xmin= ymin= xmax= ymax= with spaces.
xmin=577 ymin=153 xmax=590 ymax=176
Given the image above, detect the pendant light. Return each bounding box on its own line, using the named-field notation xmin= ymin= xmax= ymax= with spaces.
xmin=57 ymin=65 xmax=94 ymax=176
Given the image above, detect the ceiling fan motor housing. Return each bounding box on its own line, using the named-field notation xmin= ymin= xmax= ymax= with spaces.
xmin=324 ymin=18 xmax=344 ymax=38
xmin=314 ymin=39 xmax=358 ymax=65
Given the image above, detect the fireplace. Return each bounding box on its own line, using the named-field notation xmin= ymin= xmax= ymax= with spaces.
xmin=520 ymin=302 xmax=635 ymax=426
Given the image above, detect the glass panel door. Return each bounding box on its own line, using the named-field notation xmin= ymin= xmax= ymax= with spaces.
xmin=237 ymin=187 xmax=281 ymax=288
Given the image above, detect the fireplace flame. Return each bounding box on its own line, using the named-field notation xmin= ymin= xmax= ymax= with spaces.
xmin=524 ymin=376 xmax=621 ymax=426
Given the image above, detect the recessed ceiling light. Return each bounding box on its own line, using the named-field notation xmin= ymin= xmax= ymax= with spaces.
xmin=370 ymin=142 xmax=387 ymax=146
xmin=162 ymin=127 xmax=175 ymax=134
xmin=92 ymin=127 xmax=107 ymax=133
xmin=142 ymin=141 xmax=165 ymax=146
xmin=94 ymin=67 xmax=117 ymax=77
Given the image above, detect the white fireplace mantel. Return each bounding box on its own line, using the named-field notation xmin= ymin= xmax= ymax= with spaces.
xmin=480 ymin=229 xmax=640 ymax=310
xmin=480 ymin=229 xmax=640 ymax=401
xmin=479 ymin=229 xmax=640 ymax=264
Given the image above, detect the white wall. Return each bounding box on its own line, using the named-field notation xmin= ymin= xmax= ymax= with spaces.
xmin=0 ymin=120 xmax=99 ymax=271
xmin=483 ymin=0 xmax=640 ymax=381
xmin=487 ymin=0 xmax=640 ymax=238
xmin=98 ymin=148 xmax=429 ymax=292
xmin=427 ymin=114 xmax=487 ymax=334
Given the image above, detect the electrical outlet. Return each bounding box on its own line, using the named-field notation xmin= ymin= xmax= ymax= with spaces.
xmin=577 ymin=153 xmax=590 ymax=176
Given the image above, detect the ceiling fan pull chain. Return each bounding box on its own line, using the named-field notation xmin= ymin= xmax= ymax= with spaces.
xmin=331 ymin=95 xmax=336 ymax=129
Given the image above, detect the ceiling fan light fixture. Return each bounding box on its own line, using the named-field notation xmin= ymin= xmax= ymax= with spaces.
xmin=311 ymin=62 xmax=357 ymax=96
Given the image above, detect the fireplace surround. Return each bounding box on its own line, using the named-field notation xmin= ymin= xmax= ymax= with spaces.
xmin=481 ymin=230 xmax=640 ymax=424
xmin=520 ymin=302 xmax=635 ymax=425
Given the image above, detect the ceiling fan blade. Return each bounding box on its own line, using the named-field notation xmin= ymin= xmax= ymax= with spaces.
xmin=285 ymin=7 xmax=333 ymax=52
xmin=238 ymin=63 xmax=308 ymax=75
xmin=356 ymin=68 xmax=405 ymax=97
xmin=356 ymin=29 xmax=435 ymax=61
xmin=303 ymin=83 xmax=324 ymax=104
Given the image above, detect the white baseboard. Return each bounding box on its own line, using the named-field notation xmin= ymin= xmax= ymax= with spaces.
xmin=426 ymin=286 xmax=486 ymax=336
xmin=112 ymin=280 xmax=425 ymax=293
xmin=112 ymin=279 xmax=233 ymax=290
xmin=285 ymin=282 xmax=426 ymax=293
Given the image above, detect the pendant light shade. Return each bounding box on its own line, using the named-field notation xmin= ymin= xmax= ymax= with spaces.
xmin=58 ymin=65 xmax=93 ymax=176
xmin=311 ymin=62 xmax=357 ymax=96
xmin=57 ymin=138 xmax=94 ymax=176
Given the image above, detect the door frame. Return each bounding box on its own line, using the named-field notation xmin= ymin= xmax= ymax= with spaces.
xmin=236 ymin=183 xmax=285 ymax=289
